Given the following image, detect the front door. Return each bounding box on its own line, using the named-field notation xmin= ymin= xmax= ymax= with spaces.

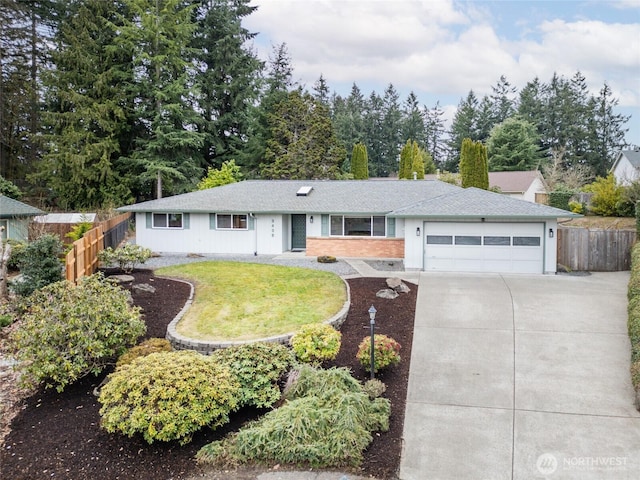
xmin=291 ymin=214 xmax=307 ymax=250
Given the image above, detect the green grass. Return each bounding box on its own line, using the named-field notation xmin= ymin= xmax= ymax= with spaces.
xmin=156 ymin=261 xmax=347 ymax=341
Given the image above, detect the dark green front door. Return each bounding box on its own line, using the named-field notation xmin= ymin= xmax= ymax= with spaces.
xmin=291 ymin=214 xmax=307 ymax=250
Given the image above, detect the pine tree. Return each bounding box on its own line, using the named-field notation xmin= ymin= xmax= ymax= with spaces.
xmin=350 ymin=142 xmax=369 ymax=179
xmin=261 ymin=90 xmax=345 ymax=179
xmin=459 ymin=138 xmax=488 ymax=189
xmin=487 ymin=117 xmax=543 ymax=172
xmin=37 ymin=0 xmax=135 ymax=209
xmin=423 ymin=101 xmax=448 ymax=169
xmin=398 ymin=140 xmax=413 ymax=179
xmin=410 ymin=141 xmax=425 ymax=179
xmin=312 ymin=74 xmax=331 ymax=106
xmin=363 ymin=91 xmax=385 ymax=177
xmin=379 ymin=84 xmax=402 ymax=177
xmin=447 ymin=90 xmax=480 ymax=171
xmin=119 ymin=0 xmax=205 ymax=199
xmin=401 ymin=92 xmax=424 ymax=145
xmin=192 ymin=0 xmax=263 ymax=170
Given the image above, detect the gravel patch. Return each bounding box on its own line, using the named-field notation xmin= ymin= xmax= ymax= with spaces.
xmin=141 ymin=253 xmax=359 ymax=276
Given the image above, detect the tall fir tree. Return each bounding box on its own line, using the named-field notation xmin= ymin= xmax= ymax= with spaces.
xmin=363 ymin=90 xmax=385 ymax=177
xmin=379 ymin=84 xmax=402 ymax=176
xmin=447 ymin=90 xmax=480 ymax=171
xmin=37 ymin=0 xmax=135 ymax=209
xmin=192 ymin=0 xmax=263 ymax=171
xmin=401 ymin=92 xmax=425 ymax=145
xmin=423 ymin=101 xmax=448 ymax=169
xmin=261 ymin=90 xmax=345 ymax=180
xmin=350 ymin=142 xmax=369 ymax=179
xmin=487 ymin=118 xmax=543 ymax=172
xmin=119 ymin=0 xmax=205 ymax=199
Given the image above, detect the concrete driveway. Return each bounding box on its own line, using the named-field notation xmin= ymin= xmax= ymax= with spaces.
xmin=400 ymin=272 xmax=640 ymax=480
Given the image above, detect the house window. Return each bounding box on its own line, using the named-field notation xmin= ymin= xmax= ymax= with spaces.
xmin=152 ymin=213 xmax=183 ymax=229
xmin=329 ymin=215 xmax=386 ymax=237
xmin=513 ymin=236 xmax=541 ymax=247
xmin=217 ymin=214 xmax=248 ymax=230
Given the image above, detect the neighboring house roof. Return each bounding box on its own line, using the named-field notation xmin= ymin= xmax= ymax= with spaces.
xmin=487 ymin=170 xmax=546 ymax=194
xmin=119 ymin=179 xmax=576 ymax=218
xmin=33 ymin=213 xmax=96 ymax=224
xmin=0 ymin=195 xmax=44 ymax=218
xmin=389 ymin=187 xmax=576 ymax=219
xmin=612 ymin=149 xmax=640 ymax=171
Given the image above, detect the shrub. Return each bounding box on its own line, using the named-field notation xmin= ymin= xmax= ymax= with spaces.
xmin=548 ymin=189 xmax=575 ymax=211
xmin=628 ymin=242 xmax=640 ymax=404
xmin=568 ymin=200 xmax=584 ymax=214
xmin=363 ymin=379 xmax=387 ymax=399
xmin=64 ymin=219 xmax=95 ymax=252
xmin=98 ymin=244 xmax=152 ymax=273
xmin=0 ymin=313 xmax=13 ymax=328
xmin=197 ymin=365 xmax=390 ymax=468
xmin=6 ymin=240 xmax=26 ymax=271
xmin=99 ymin=351 xmax=240 ymax=445
xmin=12 ymin=234 xmax=63 ymax=296
xmin=9 ymin=273 xmax=145 ymax=392
xmin=290 ymin=323 xmax=341 ymax=364
xmin=211 ymin=342 xmax=294 ymax=409
xmin=356 ymin=334 xmax=401 ymax=373
xmin=116 ymin=338 xmax=173 ymax=368
xmin=583 ymin=173 xmax=624 ymax=216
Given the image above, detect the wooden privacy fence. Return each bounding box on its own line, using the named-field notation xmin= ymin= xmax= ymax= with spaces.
xmin=557 ymin=226 xmax=637 ymax=271
xmin=65 ymin=212 xmax=132 ymax=283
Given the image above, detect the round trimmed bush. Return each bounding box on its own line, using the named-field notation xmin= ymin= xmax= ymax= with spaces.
xmin=116 ymin=338 xmax=173 ymax=368
xmin=211 ymin=342 xmax=294 ymax=409
xmin=290 ymin=323 xmax=341 ymax=364
xmin=356 ymin=334 xmax=401 ymax=373
xmin=9 ymin=273 xmax=145 ymax=392
xmin=99 ymin=350 xmax=240 ymax=445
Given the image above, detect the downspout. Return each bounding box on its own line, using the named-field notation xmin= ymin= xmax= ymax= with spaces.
xmin=250 ymin=213 xmax=257 ymax=256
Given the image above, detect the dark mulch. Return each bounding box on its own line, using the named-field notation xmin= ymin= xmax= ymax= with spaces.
xmin=1 ymin=270 xmax=416 ymax=480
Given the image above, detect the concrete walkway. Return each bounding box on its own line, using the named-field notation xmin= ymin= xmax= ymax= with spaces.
xmin=400 ymin=272 xmax=640 ymax=480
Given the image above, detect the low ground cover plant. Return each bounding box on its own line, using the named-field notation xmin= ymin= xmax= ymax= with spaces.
xmin=197 ymin=365 xmax=390 ymax=468
xmin=357 ymin=334 xmax=401 ymax=373
xmin=99 ymin=350 xmax=240 ymax=445
xmin=98 ymin=244 xmax=152 ymax=273
xmin=9 ymin=273 xmax=145 ymax=392
xmin=290 ymin=323 xmax=341 ymax=364
xmin=211 ymin=342 xmax=294 ymax=409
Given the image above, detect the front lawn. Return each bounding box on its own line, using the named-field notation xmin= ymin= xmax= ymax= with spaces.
xmin=156 ymin=261 xmax=347 ymax=341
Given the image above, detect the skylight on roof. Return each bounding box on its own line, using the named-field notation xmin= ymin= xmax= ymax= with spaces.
xmin=296 ymin=186 xmax=313 ymax=196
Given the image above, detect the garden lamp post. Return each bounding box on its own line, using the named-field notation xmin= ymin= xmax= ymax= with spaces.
xmin=368 ymin=305 xmax=377 ymax=379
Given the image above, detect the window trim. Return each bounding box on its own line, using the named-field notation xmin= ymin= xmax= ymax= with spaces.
xmin=329 ymin=215 xmax=386 ymax=237
xmin=152 ymin=213 xmax=183 ymax=229
xmin=216 ymin=213 xmax=248 ymax=230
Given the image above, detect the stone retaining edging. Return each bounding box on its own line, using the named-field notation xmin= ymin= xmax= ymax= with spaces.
xmin=163 ymin=277 xmax=351 ymax=355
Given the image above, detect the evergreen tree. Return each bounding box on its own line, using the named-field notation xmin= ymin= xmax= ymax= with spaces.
xmin=379 ymin=84 xmax=402 ymax=176
xmin=401 ymin=92 xmax=424 ymax=145
xmin=488 ymin=75 xmax=517 ymax=126
xmin=197 ymin=159 xmax=243 ymax=190
xmin=487 ymin=117 xmax=543 ymax=172
xmin=312 ymin=74 xmax=331 ymax=106
xmin=423 ymin=101 xmax=448 ymax=169
xmin=459 ymin=138 xmax=488 ymax=189
xmin=350 ymin=142 xmax=369 ymax=179
xmin=363 ymin=91 xmax=385 ymax=177
xmin=192 ymin=0 xmax=263 ymax=170
xmin=332 ymin=83 xmax=366 ymax=171
xmin=398 ymin=140 xmax=413 ymax=180
xmin=447 ymin=90 xmax=480 ymax=171
xmin=37 ymin=0 xmax=135 ymax=209
xmin=410 ymin=141 xmax=425 ymax=179
xmin=119 ymin=0 xmax=205 ymax=199
xmin=589 ymin=83 xmax=630 ymax=176
xmin=261 ymin=90 xmax=345 ymax=179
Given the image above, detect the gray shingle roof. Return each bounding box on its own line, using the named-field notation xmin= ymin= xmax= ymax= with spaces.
xmin=0 ymin=195 xmax=44 ymax=218
xmin=118 ymin=180 xmax=576 ymax=219
xmin=118 ymin=180 xmax=462 ymax=214
xmin=618 ymin=150 xmax=640 ymax=169
xmin=389 ymin=187 xmax=577 ymax=219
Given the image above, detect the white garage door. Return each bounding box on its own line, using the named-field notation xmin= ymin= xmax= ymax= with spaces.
xmin=424 ymin=222 xmax=544 ymax=273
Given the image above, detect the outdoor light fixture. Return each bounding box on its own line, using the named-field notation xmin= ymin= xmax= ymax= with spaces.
xmin=368 ymin=305 xmax=377 ymax=380
xmin=549 ymin=228 xmax=554 ymax=238
xmin=310 ymin=215 xmax=314 ymax=223
xmin=416 ymin=227 xmax=421 ymax=236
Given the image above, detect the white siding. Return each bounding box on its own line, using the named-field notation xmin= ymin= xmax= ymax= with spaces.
xmin=613 ymin=157 xmax=639 ymax=186
xmin=134 ymin=212 xmax=286 ymax=255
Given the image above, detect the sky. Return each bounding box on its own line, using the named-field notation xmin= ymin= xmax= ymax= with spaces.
xmin=244 ymin=0 xmax=640 ymax=147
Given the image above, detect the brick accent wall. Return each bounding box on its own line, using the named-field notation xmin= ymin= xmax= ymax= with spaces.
xmin=306 ymin=237 xmax=405 ymax=258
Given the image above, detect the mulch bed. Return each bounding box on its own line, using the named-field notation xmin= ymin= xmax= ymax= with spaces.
xmin=0 ymin=270 xmax=416 ymax=480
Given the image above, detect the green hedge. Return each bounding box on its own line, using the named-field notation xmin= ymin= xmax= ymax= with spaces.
xmin=548 ymin=190 xmax=574 ymax=211
xmin=627 ymin=243 xmax=640 ymax=403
